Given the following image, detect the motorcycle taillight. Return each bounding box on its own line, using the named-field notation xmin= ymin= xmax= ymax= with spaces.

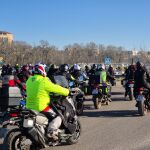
xmin=128 ymin=79 xmax=134 ymax=84
xmin=8 ymin=80 xmax=15 ymax=87
xmin=137 ymin=88 xmax=144 ymax=94
xmin=9 ymin=113 xmax=18 ymax=117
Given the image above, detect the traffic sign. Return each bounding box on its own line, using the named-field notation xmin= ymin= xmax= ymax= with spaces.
xmin=104 ymin=57 xmax=111 ymax=65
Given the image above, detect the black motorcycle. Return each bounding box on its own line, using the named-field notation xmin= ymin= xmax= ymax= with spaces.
xmin=135 ymin=87 xmax=150 ymax=116
xmin=2 ymin=95 xmax=81 ymax=150
xmin=125 ymin=79 xmax=134 ymax=101
xmin=52 ymin=75 xmax=85 ymax=116
xmin=92 ymin=83 xmax=111 ymax=109
xmin=69 ymin=81 xmax=85 ymax=115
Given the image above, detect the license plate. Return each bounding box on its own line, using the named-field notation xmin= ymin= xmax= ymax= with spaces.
xmin=129 ymin=84 xmax=134 ymax=88
xmin=136 ymin=95 xmax=145 ymax=101
xmin=23 ymin=119 xmax=34 ymax=128
xmin=92 ymin=89 xmax=98 ymax=95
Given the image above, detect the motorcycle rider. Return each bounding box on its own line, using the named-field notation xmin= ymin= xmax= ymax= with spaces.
xmin=124 ymin=64 xmax=136 ymax=99
xmin=89 ymin=64 xmax=97 ymax=75
xmin=134 ymin=61 xmax=150 ymax=106
xmin=1 ymin=64 xmax=7 ymax=77
xmin=17 ymin=64 xmax=31 ymax=83
xmin=85 ymin=65 xmax=90 ymax=76
xmin=58 ymin=64 xmax=75 ymax=82
xmin=2 ymin=64 xmax=13 ymax=76
xmin=108 ymin=64 xmax=115 ymax=76
xmin=71 ymin=64 xmax=88 ymax=81
xmin=47 ymin=64 xmax=59 ymax=81
xmin=14 ymin=64 xmax=20 ymax=75
xmin=71 ymin=64 xmax=89 ymax=95
xmin=107 ymin=64 xmax=116 ymax=86
xmin=95 ymin=64 xmax=112 ymax=100
xmin=26 ymin=63 xmax=69 ymax=140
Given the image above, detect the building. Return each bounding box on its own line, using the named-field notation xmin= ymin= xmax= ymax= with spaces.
xmin=127 ymin=50 xmax=139 ymax=56
xmin=0 ymin=31 xmax=13 ymax=44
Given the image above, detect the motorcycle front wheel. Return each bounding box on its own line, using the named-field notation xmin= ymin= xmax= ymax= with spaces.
xmin=3 ymin=130 xmax=39 ymax=150
xmin=67 ymin=119 xmax=81 ymax=145
xmin=76 ymin=101 xmax=84 ymax=115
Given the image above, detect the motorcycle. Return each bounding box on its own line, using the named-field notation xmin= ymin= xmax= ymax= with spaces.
xmin=2 ymin=95 xmax=81 ymax=149
xmin=136 ymin=88 xmax=150 ymax=116
xmin=125 ymin=79 xmax=134 ymax=101
xmin=92 ymin=83 xmax=111 ymax=109
xmin=69 ymin=81 xmax=85 ymax=115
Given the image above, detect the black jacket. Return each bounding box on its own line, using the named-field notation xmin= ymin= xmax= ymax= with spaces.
xmin=134 ymin=67 xmax=150 ymax=89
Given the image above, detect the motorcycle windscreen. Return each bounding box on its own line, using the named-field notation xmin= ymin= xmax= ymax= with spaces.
xmin=53 ymin=75 xmax=69 ymax=88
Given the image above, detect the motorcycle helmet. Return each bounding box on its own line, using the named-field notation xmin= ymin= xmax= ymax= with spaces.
xmin=21 ymin=64 xmax=29 ymax=71
xmin=73 ymin=64 xmax=81 ymax=71
xmin=91 ymin=64 xmax=97 ymax=70
xmin=33 ymin=63 xmax=47 ymax=77
xmin=59 ymin=64 xmax=69 ymax=72
xmin=136 ymin=61 xmax=144 ymax=69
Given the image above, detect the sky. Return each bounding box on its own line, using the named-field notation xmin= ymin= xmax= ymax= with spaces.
xmin=1 ymin=0 xmax=150 ymax=50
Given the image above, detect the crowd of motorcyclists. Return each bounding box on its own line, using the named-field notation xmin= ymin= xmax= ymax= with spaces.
xmin=2 ymin=61 xmax=150 ymax=148
xmin=123 ymin=62 xmax=150 ymax=99
xmin=2 ymin=61 xmax=150 ymax=109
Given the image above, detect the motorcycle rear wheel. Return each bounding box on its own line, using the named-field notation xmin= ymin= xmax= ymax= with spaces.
xmin=129 ymin=88 xmax=134 ymax=101
xmin=138 ymin=101 xmax=147 ymax=116
xmin=106 ymin=101 xmax=110 ymax=105
xmin=93 ymin=97 xmax=101 ymax=109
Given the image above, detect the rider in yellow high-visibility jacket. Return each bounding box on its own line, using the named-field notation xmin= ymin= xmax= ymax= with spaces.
xmin=26 ymin=74 xmax=69 ymax=112
xmin=26 ymin=63 xmax=70 ymax=140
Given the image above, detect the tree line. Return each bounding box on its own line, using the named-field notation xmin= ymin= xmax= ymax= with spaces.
xmin=0 ymin=40 xmax=149 ymax=65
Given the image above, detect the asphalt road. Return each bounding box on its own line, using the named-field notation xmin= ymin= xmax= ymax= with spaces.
xmin=44 ymin=82 xmax=150 ymax=150
xmin=1 ymin=82 xmax=150 ymax=150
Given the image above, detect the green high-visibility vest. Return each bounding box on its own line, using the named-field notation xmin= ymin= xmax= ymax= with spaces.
xmin=95 ymin=70 xmax=106 ymax=83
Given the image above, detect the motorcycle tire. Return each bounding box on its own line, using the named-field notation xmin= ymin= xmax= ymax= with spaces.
xmin=138 ymin=101 xmax=146 ymax=116
xmin=129 ymin=88 xmax=134 ymax=101
xmin=67 ymin=119 xmax=81 ymax=145
xmin=3 ymin=130 xmax=40 ymax=150
xmin=76 ymin=102 xmax=84 ymax=116
xmin=106 ymin=101 xmax=110 ymax=105
xmin=93 ymin=97 xmax=101 ymax=109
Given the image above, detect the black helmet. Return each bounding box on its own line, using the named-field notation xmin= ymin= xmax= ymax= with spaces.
xmin=91 ymin=64 xmax=97 ymax=70
xmin=136 ymin=61 xmax=144 ymax=69
xmin=85 ymin=65 xmax=89 ymax=70
xmin=51 ymin=64 xmax=57 ymax=69
xmin=59 ymin=64 xmax=69 ymax=72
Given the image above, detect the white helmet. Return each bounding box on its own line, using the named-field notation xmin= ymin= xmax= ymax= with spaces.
xmin=74 ymin=64 xmax=81 ymax=71
xmin=102 ymin=64 xmax=105 ymax=70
